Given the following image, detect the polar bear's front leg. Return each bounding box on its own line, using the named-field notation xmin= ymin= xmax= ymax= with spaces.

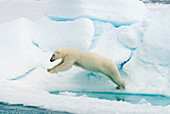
xmin=47 ymin=60 xmax=64 ymax=73
xmin=48 ymin=56 xmax=76 ymax=74
xmin=47 ymin=68 xmax=57 ymax=74
xmin=52 ymin=60 xmax=75 ymax=73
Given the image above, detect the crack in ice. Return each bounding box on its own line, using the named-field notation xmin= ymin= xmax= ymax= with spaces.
xmin=120 ymin=52 xmax=133 ymax=69
xmin=48 ymin=16 xmax=136 ymax=28
xmin=9 ymin=67 xmax=37 ymax=80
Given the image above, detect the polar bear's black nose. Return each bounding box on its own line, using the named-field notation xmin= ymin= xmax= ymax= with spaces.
xmin=50 ymin=55 xmax=55 ymax=62
xmin=50 ymin=58 xmax=55 ymax=62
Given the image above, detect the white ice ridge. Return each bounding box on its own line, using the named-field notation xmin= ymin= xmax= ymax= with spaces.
xmin=124 ymin=7 xmax=170 ymax=96
xmin=46 ymin=0 xmax=149 ymax=26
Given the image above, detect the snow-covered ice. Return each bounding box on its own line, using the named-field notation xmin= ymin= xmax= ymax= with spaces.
xmin=0 ymin=18 xmax=33 ymax=79
xmin=30 ymin=17 xmax=94 ymax=51
xmin=46 ymin=0 xmax=149 ymax=26
xmin=124 ymin=6 xmax=170 ymax=95
xmin=137 ymin=8 xmax=170 ymax=66
xmin=0 ymin=0 xmax=170 ymax=113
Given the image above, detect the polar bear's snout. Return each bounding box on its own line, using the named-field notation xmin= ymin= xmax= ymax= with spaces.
xmin=50 ymin=55 xmax=56 ymax=62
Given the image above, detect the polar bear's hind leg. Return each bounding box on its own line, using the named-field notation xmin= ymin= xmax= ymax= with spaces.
xmin=100 ymin=65 xmax=125 ymax=89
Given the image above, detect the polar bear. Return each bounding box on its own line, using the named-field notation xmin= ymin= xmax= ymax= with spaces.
xmin=47 ymin=48 xmax=125 ymax=89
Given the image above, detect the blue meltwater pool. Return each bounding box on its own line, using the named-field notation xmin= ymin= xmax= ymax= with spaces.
xmin=1 ymin=91 xmax=169 ymax=113
xmin=50 ymin=91 xmax=170 ymax=106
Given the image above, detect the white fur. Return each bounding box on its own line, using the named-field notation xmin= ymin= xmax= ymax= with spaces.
xmin=48 ymin=48 xmax=125 ymax=89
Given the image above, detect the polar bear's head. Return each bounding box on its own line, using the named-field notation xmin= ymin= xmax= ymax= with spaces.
xmin=50 ymin=48 xmax=63 ymax=62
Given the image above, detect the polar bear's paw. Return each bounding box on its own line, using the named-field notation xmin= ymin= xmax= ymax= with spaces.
xmin=116 ymin=86 xmax=121 ymax=90
xmin=47 ymin=68 xmax=51 ymax=72
xmin=47 ymin=68 xmax=56 ymax=74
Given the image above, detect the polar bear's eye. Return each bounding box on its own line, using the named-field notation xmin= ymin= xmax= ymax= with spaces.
xmin=57 ymin=51 xmax=60 ymax=54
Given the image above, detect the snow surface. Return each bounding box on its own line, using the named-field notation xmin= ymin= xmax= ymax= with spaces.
xmin=0 ymin=0 xmax=170 ymax=113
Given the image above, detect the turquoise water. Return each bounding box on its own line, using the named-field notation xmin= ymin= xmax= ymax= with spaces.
xmin=1 ymin=91 xmax=169 ymax=113
xmin=50 ymin=91 xmax=170 ymax=106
